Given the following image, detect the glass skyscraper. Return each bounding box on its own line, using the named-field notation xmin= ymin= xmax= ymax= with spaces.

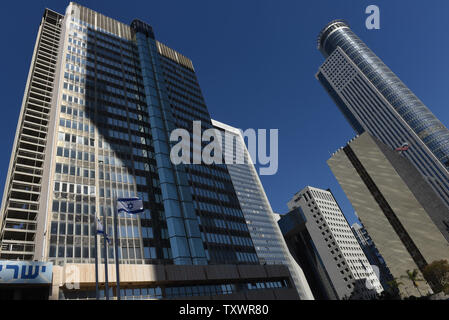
xmin=0 ymin=3 xmax=297 ymax=300
xmin=212 ymin=119 xmax=314 ymax=300
xmin=316 ymin=20 xmax=449 ymax=210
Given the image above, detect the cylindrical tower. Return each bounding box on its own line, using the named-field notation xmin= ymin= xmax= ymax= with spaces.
xmin=318 ymin=20 xmax=449 ymax=168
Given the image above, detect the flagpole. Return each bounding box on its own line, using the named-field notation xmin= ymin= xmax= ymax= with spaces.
xmin=94 ymin=218 xmax=99 ymax=300
xmin=103 ymin=212 xmax=109 ymax=300
xmin=114 ymin=192 xmax=121 ymax=300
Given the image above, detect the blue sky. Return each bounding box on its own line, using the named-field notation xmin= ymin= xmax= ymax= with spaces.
xmin=1 ymin=0 xmax=449 ymax=225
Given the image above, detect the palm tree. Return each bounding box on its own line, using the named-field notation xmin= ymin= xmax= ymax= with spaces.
xmin=385 ymin=278 xmax=404 ymax=299
xmin=401 ymin=269 xmax=425 ymax=296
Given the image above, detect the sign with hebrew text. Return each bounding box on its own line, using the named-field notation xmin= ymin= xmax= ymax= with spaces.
xmin=0 ymin=261 xmax=53 ymax=284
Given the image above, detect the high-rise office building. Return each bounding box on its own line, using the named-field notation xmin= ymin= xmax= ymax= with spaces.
xmin=211 ymin=119 xmax=314 ymax=300
xmin=316 ymin=20 xmax=449 ymax=210
xmin=351 ymin=222 xmax=393 ymax=291
xmin=0 ymin=2 xmax=297 ymax=300
xmin=328 ymin=132 xmax=449 ymax=297
xmin=280 ymin=186 xmax=383 ymax=300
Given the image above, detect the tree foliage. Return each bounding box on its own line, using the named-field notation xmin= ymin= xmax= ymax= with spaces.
xmin=422 ymin=260 xmax=449 ymax=294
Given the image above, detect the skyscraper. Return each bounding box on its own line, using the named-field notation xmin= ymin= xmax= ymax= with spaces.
xmin=280 ymin=186 xmax=383 ymax=300
xmin=211 ymin=119 xmax=314 ymax=300
xmin=0 ymin=2 xmax=297 ymax=300
xmin=328 ymin=132 xmax=449 ymax=297
xmin=316 ymin=20 xmax=449 ymax=210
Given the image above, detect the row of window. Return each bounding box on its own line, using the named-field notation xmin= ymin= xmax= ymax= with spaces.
xmin=60 ymin=105 xmax=90 ymax=119
xmin=203 ymin=232 xmax=234 ymax=246
xmin=61 ymin=92 xmax=86 ymax=107
xmin=160 ymin=55 xmax=198 ymax=85
xmin=102 ymin=104 xmax=147 ymax=122
xmin=56 ymin=146 xmax=95 ymax=162
xmin=54 ymin=181 xmax=95 ymax=196
xmin=194 ymin=201 xmax=243 ymax=218
xmin=94 ymin=71 xmax=142 ymax=98
xmin=59 ymin=115 xmax=93 ymax=133
xmin=88 ymin=56 xmax=141 ymax=88
xmin=205 ymin=217 xmax=248 ymax=232
xmin=56 ymin=147 xmax=95 ymax=162
xmin=95 ymin=50 xmax=139 ymax=79
xmin=60 ymin=277 xmax=287 ymax=300
xmin=58 ymin=131 xmax=94 ymax=147
xmin=67 ymin=44 xmax=86 ymax=59
xmin=189 ymin=164 xmax=232 ymax=181
xmin=63 ymin=70 xmax=85 ymax=86
xmin=194 ymin=187 xmax=229 ymax=202
xmin=190 ymin=173 xmax=226 ymax=189
xmin=235 ymin=251 xmax=258 ymax=263
xmin=52 ymin=200 xmax=95 ymax=214
xmin=98 ymin=188 xmax=140 ymax=201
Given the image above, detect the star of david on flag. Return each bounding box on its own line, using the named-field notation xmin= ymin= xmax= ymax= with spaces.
xmin=117 ymin=197 xmax=144 ymax=214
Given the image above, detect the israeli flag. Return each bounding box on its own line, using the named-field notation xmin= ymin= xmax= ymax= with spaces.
xmin=96 ymin=218 xmax=111 ymax=244
xmin=117 ymin=197 xmax=144 ymax=214
xmin=96 ymin=218 xmax=105 ymax=235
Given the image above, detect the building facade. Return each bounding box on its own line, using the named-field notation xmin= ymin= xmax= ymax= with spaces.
xmin=328 ymin=132 xmax=449 ymax=297
xmin=211 ymin=119 xmax=314 ymax=300
xmin=278 ymin=208 xmax=338 ymax=300
xmin=351 ymin=222 xmax=393 ymax=291
xmin=281 ymin=186 xmax=383 ymax=300
xmin=0 ymin=3 xmax=297 ymax=299
xmin=316 ymin=20 xmax=449 ymax=210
